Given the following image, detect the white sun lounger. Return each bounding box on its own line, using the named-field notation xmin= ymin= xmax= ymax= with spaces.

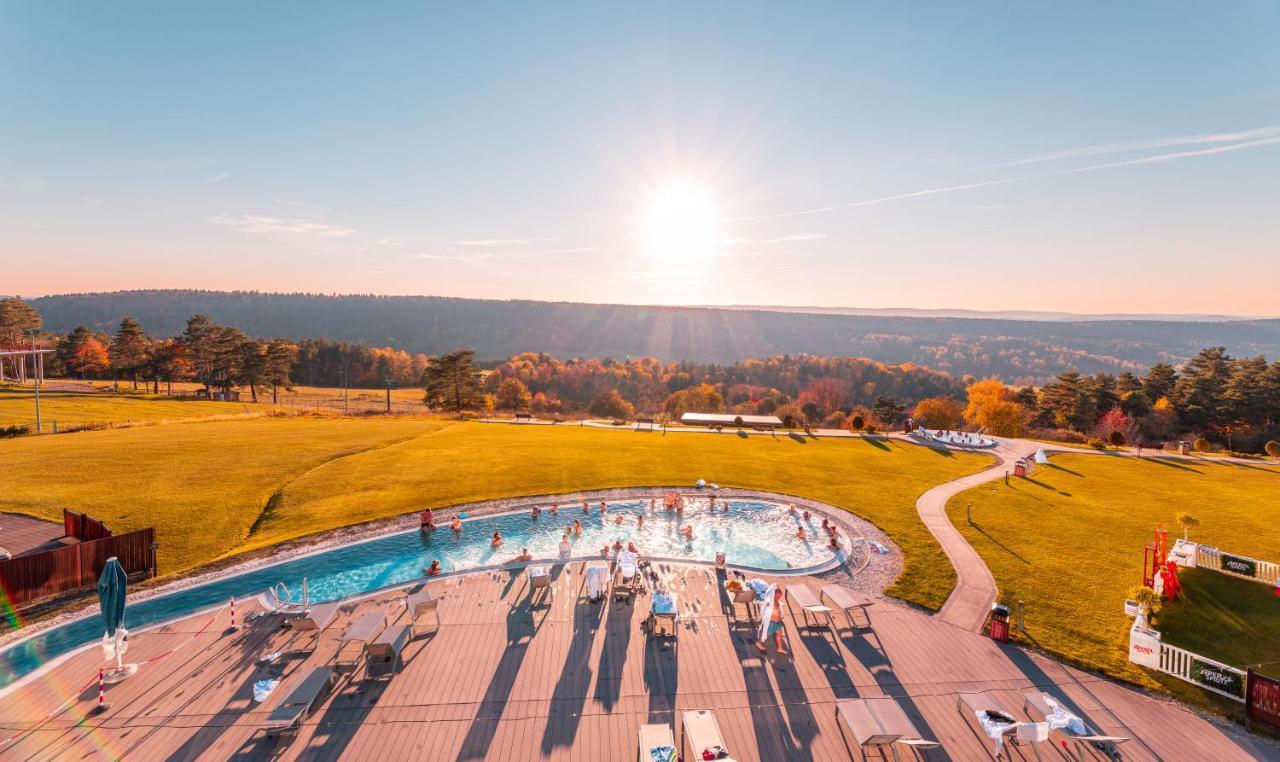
xmin=614 ymin=552 xmax=640 ymax=602
xmin=260 ymin=666 xmax=334 ymax=735
xmin=836 ymin=698 xmax=940 ymax=759
xmin=529 ymin=565 xmax=552 ymax=603
xmin=787 ymin=584 xmax=834 ymax=629
xmin=333 ymin=613 xmax=385 ymax=673
xmin=638 ymin=722 xmax=676 ymax=762
xmin=682 ymin=710 xmax=736 ymax=761
xmin=1023 ymin=692 xmax=1129 ymax=760
xmin=585 ymin=561 xmax=609 ymax=602
xmin=821 ymin=584 xmax=873 ymax=629
xmin=406 ymin=588 xmax=440 ymax=636
xmin=282 ymin=601 xmax=340 ymax=653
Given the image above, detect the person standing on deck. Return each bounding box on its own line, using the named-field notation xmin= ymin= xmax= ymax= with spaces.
xmin=756 ymin=585 xmax=788 ymax=655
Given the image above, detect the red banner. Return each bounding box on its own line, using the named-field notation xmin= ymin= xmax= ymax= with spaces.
xmin=1247 ymin=670 xmax=1280 ymax=731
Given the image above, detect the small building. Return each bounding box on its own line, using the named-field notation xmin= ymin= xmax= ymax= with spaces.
xmin=680 ymin=412 xmax=784 ymax=429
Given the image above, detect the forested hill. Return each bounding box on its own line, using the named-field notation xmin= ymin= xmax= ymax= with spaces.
xmin=29 ymin=290 xmax=1280 ymax=384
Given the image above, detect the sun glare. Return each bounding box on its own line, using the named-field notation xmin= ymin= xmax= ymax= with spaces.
xmin=642 ymin=183 xmax=720 ymax=264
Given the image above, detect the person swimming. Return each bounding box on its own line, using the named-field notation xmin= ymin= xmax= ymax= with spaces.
xmin=614 ymin=514 xmax=624 ymax=525
xmin=531 ymin=505 xmax=541 ymax=518
xmin=425 ymin=560 xmax=442 ymax=576
xmin=599 ymin=501 xmax=607 ymax=513
xmin=582 ymin=500 xmax=590 ymax=514
xmin=491 ymin=531 xmax=504 ymax=548
xmin=450 ymin=517 xmax=462 ymax=533
xmin=612 ymin=539 xmax=624 ymax=552
xmin=627 ymin=541 xmax=638 ymax=554
xmin=572 ymin=519 xmax=583 ymax=536
xmin=420 ymin=508 xmax=436 ymax=531
xmin=787 ymin=504 xmax=798 ymax=515
xmin=512 ymin=548 xmax=533 ymax=563
xmin=802 ymin=510 xmax=811 ymax=522
xmin=549 ymin=503 xmax=559 ymax=515
xmin=636 ymin=514 xmax=645 ymax=528
xmin=680 ymin=525 xmax=694 ymax=540
xmin=797 ymin=526 xmax=807 ymax=541
xmin=559 ymin=534 xmax=572 ymax=557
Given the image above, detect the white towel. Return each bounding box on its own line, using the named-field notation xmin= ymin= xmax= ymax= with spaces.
xmin=618 ymin=550 xmax=638 ymax=579
xmin=757 ymin=583 xmax=778 ymax=641
xmin=586 ymin=565 xmax=608 ymax=598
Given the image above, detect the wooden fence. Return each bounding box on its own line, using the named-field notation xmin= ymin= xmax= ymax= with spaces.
xmin=1195 ymin=545 xmax=1280 ymax=586
xmin=63 ymin=509 xmax=112 ymax=542
xmin=0 ymin=528 xmax=156 ymax=609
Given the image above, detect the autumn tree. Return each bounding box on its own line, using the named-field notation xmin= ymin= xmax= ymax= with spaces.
xmin=69 ymin=337 xmax=110 ymax=378
xmin=495 ymin=377 xmax=533 ymax=411
xmin=109 ymin=317 xmax=150 ymax=388
xmin=797 ymin=377 xmax=851 ymax=419
xmin=0 ymin=298 xmax=43 ymax=379
xmin=588 ymin=389 xmax=635 ymax=420
xmin=912 ymin=396 xmax=964 ymax=429
xmin=423 ymin=349 xmax=484 ymax=413
xmin=964 ymin=377 xmax=1030 ymax=437
xmin=663 ymin=383 xmax=723 ymax=419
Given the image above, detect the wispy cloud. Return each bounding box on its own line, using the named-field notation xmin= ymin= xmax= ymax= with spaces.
xmin=739 ymin=132 xmax=1280 ymax=220
xmin=720 ymin=233 xmax=827 ymax=245
xmin=206 ymin=171 xmax=231 ymax=185
xmin=990 ymin=126 xmax=1280 ymax=168
xmin=208 ymin=214 xmax=356 ymax=237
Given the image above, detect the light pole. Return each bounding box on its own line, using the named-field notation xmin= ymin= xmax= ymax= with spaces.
xmin=384 ymin=376 xmax=393 ymax=414
xmin=29 ymin=330 xmax=42 ymax=433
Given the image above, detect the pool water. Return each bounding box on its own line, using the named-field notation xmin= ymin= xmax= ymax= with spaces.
xmin=0 ymin=498 xmax=835 ymax=689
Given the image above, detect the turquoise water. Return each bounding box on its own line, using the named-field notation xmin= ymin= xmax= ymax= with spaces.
xmin=0 ymin=498 xmax=835 ymax=689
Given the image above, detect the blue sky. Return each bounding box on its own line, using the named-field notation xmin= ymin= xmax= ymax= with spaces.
xmin=2 ymin=2 xmax=1278 ymax=313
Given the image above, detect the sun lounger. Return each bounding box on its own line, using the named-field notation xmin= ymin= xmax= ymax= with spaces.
xmin=406 ymin=588 xmax=440 ymax=636
xmin=529 ymin=565 xmax=552 ymax=603
xmin=333 ymin=612 xmax=385 ymax=673
xmin=958 ymin=692 xmax=1041 ymax=760
xmin=365 ymin=624 xmax=411 ymax=679
xmin=821 ymin=584 xmax=873 ymax=629
xmin=646 ymin=589 xmax=678 ymax=639
xmin=260 ymin=666 xmax=334 ymax=735
xmin=787 ymin=585 xmax=834 ymax=629
xmin=282 ymin=601 xmax=340 ymax=653
xmin=1023 ymin=692 xmax=1129 ymax=760
xmin=836 ymin=698 xmax=940 ymax=759
xmin=682 ymin=710 xmax=736 ymax=761
xmin=638 ymin=722 xmax=676 ymax=762
xmin=614 ymin=552 xmax=639 ymax=602
xmin=585 ymin=561 xmax=609 ymax=602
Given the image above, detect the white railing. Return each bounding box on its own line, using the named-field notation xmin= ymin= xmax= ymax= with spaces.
xmin=1195 ymin=545 xmax=1280 ymax=586
xmin=1158 ymin=642 xmax=1247 ymax=702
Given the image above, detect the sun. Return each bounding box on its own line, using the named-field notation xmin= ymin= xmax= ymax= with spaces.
xmin=641 ymin=182 xmax=721 ymax=264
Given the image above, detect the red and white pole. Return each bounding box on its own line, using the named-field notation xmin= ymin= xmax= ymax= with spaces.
xmin=228 ymin=596 xmax=238 ymax=633
xmin=92 ymin=668 xmax=107 ymax=714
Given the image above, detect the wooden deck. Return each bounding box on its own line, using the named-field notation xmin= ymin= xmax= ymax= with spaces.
xmin=0 ymin=513 xmax=71 ymax=558
xmin=1 ymin=563 xmax=1271 ymax=761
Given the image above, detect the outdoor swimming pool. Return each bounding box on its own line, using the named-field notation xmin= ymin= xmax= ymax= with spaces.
xmin=0 ymin=497 xmax=839 ymax=689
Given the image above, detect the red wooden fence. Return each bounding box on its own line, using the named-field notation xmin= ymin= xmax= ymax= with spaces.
xmin=63 ymin=509 xmax=112 ymax=542
xmin=1247 ymin=669 xmax=1280 ymax=733
xmin=0 ymin=528 xmax=155 ymax=609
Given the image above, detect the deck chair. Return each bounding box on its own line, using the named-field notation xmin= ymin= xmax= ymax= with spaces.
xmin=1023 ymin=692 xmax=1129 ymax=761
xmin=284 ymin=602 xmax=340 ymax=653
xmin=646 ymin=590 xmax=678 ymax=640
xmin=836 ymin=698 xmax=940 ymax=760
xmin=638 ymin=722 xmax=676 ymax=762
xmin=821 ymin=584 xmax=873 ymax=629
xmin=614 ymin=552 xmax=640 ymax=602
xmin=584 ymin=561 xmax=609 ymax=602
xmin=260 ymin=667 xmax=334 ymax=735
xmin=957 ymin=692 xmax=1041 ymax=760
xmin=682 ymin=710 xmax=735 ymax=761
xmin=365 ymin=624 xmax=411 ymax=679
xmin=406 ymin=588 xmax=440 ymax=636
xmin=333 ymin=613 xmax=385 ymax=674
xmin=787 ymin=585 xmax=834 ymax=629
xmin=529 ymin=565 xmax=552 ymax=604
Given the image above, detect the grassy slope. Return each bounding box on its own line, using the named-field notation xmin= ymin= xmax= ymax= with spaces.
xmin=1158 ymin=568 xmax=1280 ymax=679
xmin=0 ymin=417 xmax=448 ymax=572
xmin=946 ymin=453 xmax=1280 ymax=690
xmin=0 ymin=388 xmax=248 ymax=427
xmin=249 ymin=424 xmax=989 ymax=609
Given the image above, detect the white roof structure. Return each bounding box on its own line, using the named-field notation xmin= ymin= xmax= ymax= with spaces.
xmin=680 ymin=412 xmax=784 ymax=428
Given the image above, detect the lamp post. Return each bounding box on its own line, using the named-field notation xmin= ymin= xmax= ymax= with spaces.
xmin=384 ymin=376 xmax=393 ymax=415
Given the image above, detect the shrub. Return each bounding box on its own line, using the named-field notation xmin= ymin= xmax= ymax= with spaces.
xmin=1087 ymin=437 xmax=1108 ymax=450
xmin=1031 ymin=427 xmax=1087 ymax=444
xmin=0 ymin=424 xmax=31 ymax=438
xmin=1193 ymin=437 xmax=1211 ymax=453
xmin=1108 ymin=430 xmax=1126 ymax=446
xmin=850 ymin=415 xmax=865 ymax=431
xmin=865 ymin=424 xmax=878 ymax=434
xmin=1266 ymin=440 xmax=1280 ymax=459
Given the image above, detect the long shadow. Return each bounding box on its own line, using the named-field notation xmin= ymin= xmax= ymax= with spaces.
xmin=921 ymin=444 xmax=956 ymax=458
xmin=642 ymin=613 xmax=679 ymax=717
xmin=796 ymin=622 xmax=855 ymax=700
xmin=861 ymin=437 xmax=891 ymax=452
xmin=836 ymin=612 xmax=947 ymax=757
xmin=1043 ymin=462 xmax=1083 ymax=477
xmin=970 ymin=523 xmax=1031 ymax=565
xmin=594 ymin=587 xmax=634 ymax=711
xmin=456 ymin=602 xmax=539 ymax=760
xmin=296 ymin=673 xmax=387 ymax=760
xmin=733 ymin=631 xmax=810 ymax=761
xmin=1144 ymin=457 xmax=1203 ymax=473
xmin=540 ymin=582 xmax=604 ymax=754
xmin=789 ymin=432 xmax=808 ymax=444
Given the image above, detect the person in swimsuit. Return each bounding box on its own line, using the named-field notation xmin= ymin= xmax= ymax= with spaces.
xmin=756 ymin=586 xmax=788 ymax=654
xmin=450 ymin=517 xmax=462 ymax=533
xmin=425 ymin=560 xmax=442 ymax=576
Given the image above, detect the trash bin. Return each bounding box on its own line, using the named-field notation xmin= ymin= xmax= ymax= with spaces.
xmin=989 ymin=603 xmax=1011 ymax=643
xmin=1013 ymin=460 xmax=1027 ymax=477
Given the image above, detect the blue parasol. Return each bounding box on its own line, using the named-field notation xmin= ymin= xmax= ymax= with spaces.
xmin=97 ymin=557 xmax=127 ymax=637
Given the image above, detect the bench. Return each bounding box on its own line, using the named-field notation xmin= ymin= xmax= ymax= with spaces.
xmin=365 ymin=624 xmax=412 ymax=678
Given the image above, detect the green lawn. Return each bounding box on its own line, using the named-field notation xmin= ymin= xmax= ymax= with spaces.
xmin=1159 ymin=568 xmax=1280 ymax=680
xmin=0 ymin=419 xmax=988 ymax=610
xmin=0 ymin=387 xmax=249 ymax=428
xmin=0 ymin=417 xmax=448 ymax=572
xmin=946 ymin=453 xmax=1280 ymax=692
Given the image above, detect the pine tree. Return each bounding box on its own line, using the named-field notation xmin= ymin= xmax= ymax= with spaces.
xmin=423 ymin=349 xmax=483 ymax=413
xmin=1143 ymin=363 xmax=1178 ymax=403
xmin=109 ymin=317 xmax=150 ymax=388
xmin=1172 ymin=347 xmax=1231 ymax=430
